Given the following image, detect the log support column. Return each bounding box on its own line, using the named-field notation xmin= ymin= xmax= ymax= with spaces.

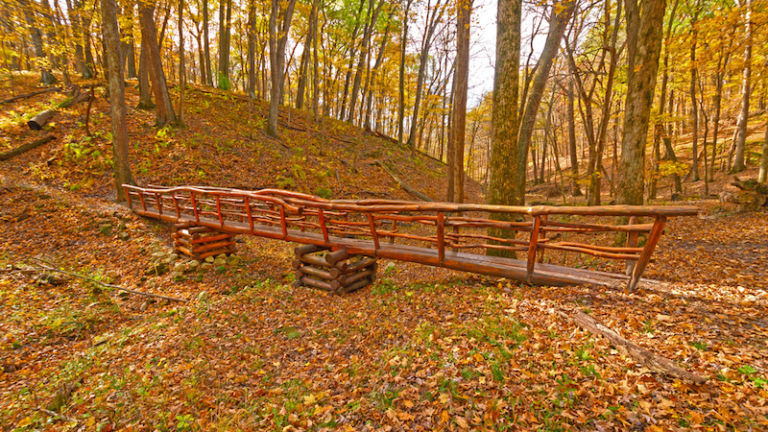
xmin=293 ymin=245 xmax=377 ymax=294
xmin=173 ymin=222 xmax=236 ymax=260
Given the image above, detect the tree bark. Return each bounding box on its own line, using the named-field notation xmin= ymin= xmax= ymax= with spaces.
xmin=247 ymin=0 xmax=257 ymax=98
xmin=178 ymin=0 xmax=185 ymax=124
xmin=618 ymin=0 xmax=666 ymax=205
xmin=649 ymin=0 xmax=679 ymax=200
xmin=759 ymin=122 xmax=768 ymax=183
xmin=407 ymin=0 xmax=446 ymax=147
xmin=487 ymin=0 xmax=522 ymax=257
xmin=101 ymin=0 xmax=135 ymax=201
xmin=348 ymin=0 xmax=384 ymax=123
xmin=566 ymin=78 xmax=582 ymax=196
xmin=217 ymin=0 xmax=232 ymax=87
xmin=202 ymin=0 xmax=213 ymax=86
xmin=397 ymin=0 xmax=414 ymax=145
xmin=266 ymin=0 xmax=298 ymax=137
xmin=296 ymin=0 xmax=318 ymax=109
xmin=139 ymin=2 xmax=177 ymax=126
xmin=731 ymin=0 xmax=752 ymax=173
xmin=688 ymin=0 xmax=700 ymax=181
xmin=137 ymin=41 xmax=154 ymax=109
xmin=447 ymin=0 xmax=473 ymax=202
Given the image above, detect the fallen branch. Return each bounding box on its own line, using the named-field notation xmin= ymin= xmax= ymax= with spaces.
xmin=36 ymin=407 xmax=78 ymax=424
xmin=30 ymin=258 xmax=188 ymax=303
xmin=559 ymin=310 xmax=707 ymax=384
xmin=374 ymin=160 xmax=434 ymax=202
xmin=0 ymin=87 xmax=61 ymax=105
xmin=0 ymin=135 xmax=55 ymax=161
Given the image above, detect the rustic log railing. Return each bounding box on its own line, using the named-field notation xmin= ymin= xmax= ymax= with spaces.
xmin=123 ymin=184 xmax=698 ymax=291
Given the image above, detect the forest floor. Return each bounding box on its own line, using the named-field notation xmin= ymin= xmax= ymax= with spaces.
xmin=0 ymin=74 xmax=767 ymax=431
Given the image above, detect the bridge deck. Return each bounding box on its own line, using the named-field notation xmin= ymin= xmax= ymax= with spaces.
xmin=123 ymin=186 xmax=697 ymax=290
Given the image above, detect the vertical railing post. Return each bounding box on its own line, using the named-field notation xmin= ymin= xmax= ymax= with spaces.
xmin=627 ymin=216 xmax=666 ymax=292
xmin=138 ymin=192 xmax=147 ymax=212
xmin=279 ymin=206 xmax=288 ymax=239
xmin=125 ymin=187 xmax=133 ymax=209
xmin=526 ymin=215 xmax=542 ymax=282
xmin=215 ymin=195 xmax=224 ymax=228
xmin=537 ymin=215 xmax=548 ymax=263
xmin=367 ymin=213 xmax=380 ymax=250
xmin=436 ymin=212 xmax=445 ymax=263
xmin=318 ymin=208 xmax=329 ymax=243
xmin=190 ymin=192 xmax=200 ymax=224
xmin=244 ymin=196 xmax=254 ymax=233
xmin=172 ymin=194 xmax=180 ymax=219
xmin=625 ymin=216 xmax=639 ymax=275
xmin=155 ymin=193 xmax=163 ymax=215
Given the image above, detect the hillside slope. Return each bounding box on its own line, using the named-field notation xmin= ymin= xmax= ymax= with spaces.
xmin=0 ymin=74 xmax=482 ymax=203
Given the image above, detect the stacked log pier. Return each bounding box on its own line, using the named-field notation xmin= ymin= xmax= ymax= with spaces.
xmin=174 ymin=223 xmax=235 ymax=260
xmin=293 ymin=245 xmax=377 ymax=294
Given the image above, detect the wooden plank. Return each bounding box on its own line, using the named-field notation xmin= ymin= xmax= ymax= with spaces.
xmin=627 ymin=216 xmax=666 ymax=291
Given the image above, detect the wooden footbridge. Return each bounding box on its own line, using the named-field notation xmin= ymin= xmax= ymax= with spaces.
xmin=123 ymin=185 xmax=698 ymax=292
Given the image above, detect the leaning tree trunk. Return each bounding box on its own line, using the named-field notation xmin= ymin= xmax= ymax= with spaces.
xmin=139 ymin=2 xmax=177 ymax=126
xmin=618 ymin=0 xmax=666 ymax=205
xmin=100 ymin=0 xmax=134 ymax=201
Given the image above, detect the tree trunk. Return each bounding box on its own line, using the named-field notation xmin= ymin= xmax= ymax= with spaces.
xmin=202 ymin=0 xmax=213 ymax=86
xmin=137 ymin=41 xmax=154 ymax=109
xmin=649 ymin=0 xmax=679 ymax=200
xmin=217 ymin=0 xmax=232 ymax=88
xmin=364 ymin=23 xmax=390 ymax=131
xmin=139 ymin=2 xmax=177 ymax=126
xmin=247 ymin=0 xmax=257 ymax=98
xmin=618 ymin=0 xmax=666 ymax=205
xmin=688 ymin=0 xmax=700 ymax=181
xmin=100 ymin=0 xmax=134 ymax=201
xmin=311 ymin=2 xmax=320 ymax=121
xmin=567 ymin=78 xmax=582 ymax=196
xmin=448 ymin=0 xmax=473 ymax=203
xmin=266 ymin=0 xmax=298 ymax=137
xmin=178 ymin=0 xmax=185 ymax=124
xmin=731 ymin=0 xmax=752 ymax=173
xmin=338 ymin=0 xmax=366 ymax=120
xmin=348 ymin=0 xmax=384 ymax=123
xmin=407 ymin=0 xmax=446 ymax=147
xmin=397 ymin=0 xmax=413 ymax=145
xmin=759 ymin=121 xmax=768 ymax=183
xmin=515 ymin=0 xmax=574 ymax=194
xmin=487 ymin=0 xmax=522 ymax=257
xmin=296 ymin=0 xmax=318 ymax=109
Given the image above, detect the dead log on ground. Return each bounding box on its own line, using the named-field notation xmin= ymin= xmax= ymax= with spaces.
xmin=27 ymin=91 xmax=91 ymax=130
xmin=374 ymin=160 xmax=434 ymax=202
xmin=0 ymin=135 xmax=55 ymax=161
xmin=558 ymin=309 xmax=707 ymax=384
